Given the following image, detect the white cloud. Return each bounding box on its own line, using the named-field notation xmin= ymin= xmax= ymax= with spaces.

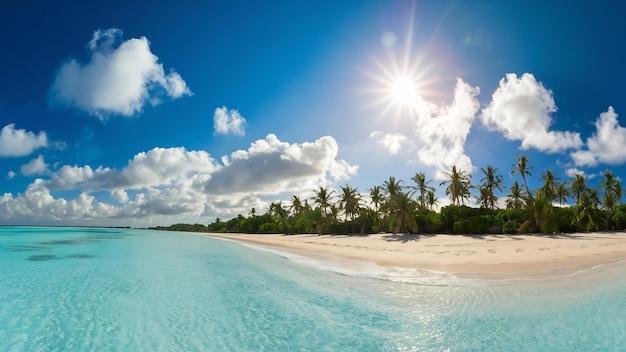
xmin=414 ymin=78 xmax=480 ymax=178
xmin=7 ymin=171 xmax=15 ymax=180
xmin=46 ymin=147 xmax=219 ymax=191
xmin=111 ymin=189 xmax=129 ymax=203
xmin=0 ymin=124 xmax=48 ymax=157
xmin=0 ymin=134 xmax=357 ymax=226
xmin=481 ymin=73 xmax=582 ymax=153
xmin=369 ymin=131 xmax=409 ymax=154
xmin=565 ymin=168 xmax=586 ymax=178
xmin=213 ymin=106 xmax=246 ymax=136
xmin=571 ymin=107 xmax=626 ymax=167
xmin=20 ymin=155 xmax=49 ymax=176
xmin=50 ymin=28 xmax=191 ymax=119
xmin=203 ymin=134 xmax=358 ymax=195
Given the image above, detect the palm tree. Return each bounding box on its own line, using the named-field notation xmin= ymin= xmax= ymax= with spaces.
xmin=540 ymin=170 xmax=559 ymax=202
xmin=511 ymin=155 xmax=533 ymax=197
xmin=312 ymin=187 xmax=335 ymax=216
xmin=426 ymin=190 xmax=439 ymax=211
xmin=311 ymin=186 xmax=335 ymax=234
xmin=440 ymin=165 xmax=471 ymax=206
xmin=388 ymin=191 xmax=418 ymax=233
xmin=368 ymin=185 xmax=384 ymax=230
xmin=505 ymin=181 xmax=524 ymax=209
xmin=411 ymin=172 xmax=435 ymax=209
xmin=383 ymin=176 xmax=403 ymax=199
xmin=269 ymin=202 xmax=291 ymax=233
xmin=571 ymin=174 xmax=587 ymax=205
xmin=288 ymin=195 xmax=303 ymax=217
xmin=339 ymin=184 xmax=362 ymax=222
xmin=575 ymin=188 xmax=600 ymax=231
xmin=555 ymin=181 xmax=570 ymax=206
xmin=368 ymin=185 xmax=384 ymax=212
xmin=478 ymin=165 xmax=504 ymax=209
xmin=600 ymin=170 xmax=622 ymax=230
xmin=518 ymin=192 xmax=555 ymax=234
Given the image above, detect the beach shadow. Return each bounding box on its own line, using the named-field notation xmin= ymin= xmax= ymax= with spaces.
xmin=381 ymin=233 xmax=435 ymax=243
xmin=381 ymin=233 xmax=530 ymax=242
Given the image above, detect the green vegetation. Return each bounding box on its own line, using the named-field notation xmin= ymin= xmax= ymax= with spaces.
xmin=152 ymin=156 xmax=626 ymax=236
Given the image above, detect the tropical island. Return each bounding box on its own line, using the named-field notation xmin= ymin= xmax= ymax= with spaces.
xmin=153 ymin=156 xmax=626 ymax=237
xmin=149 ymin=156 xmax=626 ymax=278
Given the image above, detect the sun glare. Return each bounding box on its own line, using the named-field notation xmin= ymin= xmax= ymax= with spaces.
xmin=391 ymin=76 xmax=419 ymax=107
xmin=359 ymin=1 xmax=443 ymax=124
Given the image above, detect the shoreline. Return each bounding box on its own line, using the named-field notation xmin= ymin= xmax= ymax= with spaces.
xmin=207 ymin=232 xmax=626 ymax=279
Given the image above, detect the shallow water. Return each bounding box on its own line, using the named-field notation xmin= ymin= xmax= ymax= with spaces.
xmin=1 ymin=227 xmax=624 ymax=351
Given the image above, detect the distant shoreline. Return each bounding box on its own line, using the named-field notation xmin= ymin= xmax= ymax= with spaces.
xmin=207 ymin=232 xmax=626 ymax=279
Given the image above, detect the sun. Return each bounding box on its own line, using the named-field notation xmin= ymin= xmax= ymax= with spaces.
xmin=359 ymin=2 xmax=444 ymax=124
xmin=360 ymin=35 xmax=439 ymax=122
xmin=390 ymin=76 xmax=419 ymax=108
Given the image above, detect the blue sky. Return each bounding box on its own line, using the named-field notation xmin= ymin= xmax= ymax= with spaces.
xmin=2 ymin=0 xmax=626 ymax=226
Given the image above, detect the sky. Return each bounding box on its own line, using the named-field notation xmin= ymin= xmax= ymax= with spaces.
xmin=2 ymin=0 xmax=626 ymax=227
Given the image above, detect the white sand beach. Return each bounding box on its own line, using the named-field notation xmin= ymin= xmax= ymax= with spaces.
xmin=209 ymin=232 xmax=626 ymax=278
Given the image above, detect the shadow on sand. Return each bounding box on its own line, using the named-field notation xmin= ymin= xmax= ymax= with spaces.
xmin=380 ymin=232 xmax=592 ymax=243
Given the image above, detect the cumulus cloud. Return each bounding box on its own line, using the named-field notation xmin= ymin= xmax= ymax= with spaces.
xmin=481 ymin=73 xmax=582 ymax=153
xmin=213 ymin=106 xmax=246 ymax=136
xmin=0 ymin=179 xmax=118 ymax=223
xmin=203 ymin=134 xmax=358 ymax=195
xmin=414 ymin=78 xmax=480 ymax=177
xmin=46 ymin=147 xmax=219 ymax=191
xmin=20 ymin=155 xmax=49 ymax=176
xmin=369 ymin=131 xmax=409 ymax=154
xmin=7 ymin=171 xmax=15 ymax=180
xmin=50 ymin=28 xmax=191 ymax=119
xmin=0 ymin=124 xmax=48 ymax=157
xmin=571 ymin=107 xmax=626 ymax=167
xmin=565 ymin=168 xmax=586 ymax=178
xmin=0 ymin=134 xmax=357 ymax=226
xmin=111 ymin=189 xmax=129 ymax=203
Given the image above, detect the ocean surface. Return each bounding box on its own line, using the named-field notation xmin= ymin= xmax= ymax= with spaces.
xmin=0 ymin=227 xmax=625 ymax=351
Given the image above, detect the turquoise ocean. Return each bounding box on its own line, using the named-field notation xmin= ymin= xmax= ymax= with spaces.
xmin=1 ymin=227 xmax=625 ymax=351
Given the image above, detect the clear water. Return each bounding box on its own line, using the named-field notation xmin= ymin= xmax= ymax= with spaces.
xmin=0 ymin=227 xmax=625 ymax=351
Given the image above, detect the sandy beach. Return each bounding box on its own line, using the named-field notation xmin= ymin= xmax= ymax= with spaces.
xmin=209 ymin=232 xmax=626 ymax=278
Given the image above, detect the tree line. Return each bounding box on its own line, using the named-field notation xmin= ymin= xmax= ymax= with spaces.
xmin=152 ymin=155 xmax=626 ymax=235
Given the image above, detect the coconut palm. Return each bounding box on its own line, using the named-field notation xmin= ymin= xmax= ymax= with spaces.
xmin=311 ymin=186 xmax=335 ymax=234
xmin=426 ymin=190 xmax=439 ymax=211
xmin=339 ymin=184 xmax=362 ymax=222
xmin=312 ymin=187 xmax=335 ymax=216
xmin=518 ymin=192 xmax=555 ymax=234
xmin=440 ymin=165 xmax=471 ymax=206
xmin=511 ymin=155 xmax=533 ymax=197
xmin=571 ymin=174 xmax=587 ymax=205
xmin=411 ymin=172 xmax=435 ymax=209
xmin=269 ymin=202 xmax=291 ymax=233
xmin=288 ymin=195 xmax=303 ymax=217
xmin=555 ymin=181 xmax=570 ymax=206
xmin=387 ymin=191 xmax=418 ymax=233
xmin=600 ymin=170 xmax=622 ymax=230
xmin=540 ymin=170 xmax=559 ymax=202
xmin=478 ymin=165 xmax=504 ymax=209
xmin=575 ymin=188 xmax=600 ymax=231
xmin=383 ymin=176 xmax=403 ymax=199
xmin=368 ymin=185 xmax=384 ymax=212
xmin=368 ymin=185 xmax=384 ymax=230
xmin=505 ymin=181 xmax=524 ymax=210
